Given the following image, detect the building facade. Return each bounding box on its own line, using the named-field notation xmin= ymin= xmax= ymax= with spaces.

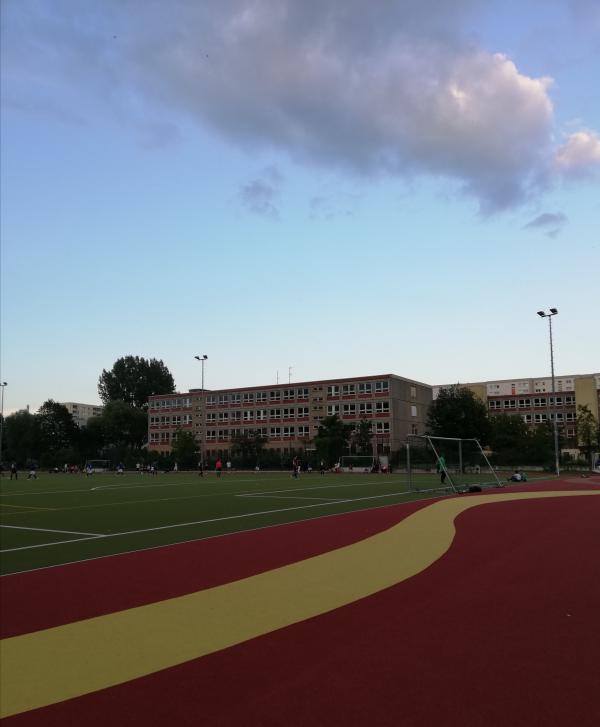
xmin=433 ymin=373 xmax=600 ymax=444
xmin=148 ymin=374 xmax=432 ymax=460
xmin=62 ymin=402 xmax=104 ymax=428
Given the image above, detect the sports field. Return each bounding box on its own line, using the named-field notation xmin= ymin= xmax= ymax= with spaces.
xmin=3 ymin=474 xmax=600 ymax=725
xmin=0 ymin=470 xmax=464 ymax=575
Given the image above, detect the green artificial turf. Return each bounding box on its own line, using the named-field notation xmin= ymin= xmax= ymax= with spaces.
xmin=0 ymin=468 xmax=517 ymax=575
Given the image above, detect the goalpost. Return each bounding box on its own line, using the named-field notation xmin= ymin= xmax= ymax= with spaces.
xmin=340 ymin=455 xmax=376 ymax=473
xmin=406 ymin=435 xmax=503 ymax=493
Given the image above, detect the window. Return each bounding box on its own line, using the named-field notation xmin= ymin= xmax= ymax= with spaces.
xmin=376 ymin=401 xmax=390 ymax=414
xmin=342 ymin=384 xmax=355 ymax=396
xmin=410 ymin=386 xmax=417 ymax=399
xmin=489 ymin=400 xmax=501 ymax=409
xmin=358 ymin=382 xmax=372 ymax=395
xmin=270 ymin=409 xmax=281 ymax=419
xmin=182 ymin=414 xmax=192 ymax=425
xmin=375 ymin=421 xmax=390 ymax=433
xmin=327 ymin=385 xmax=340 ymax=397
xmin=206 ymin=430 xmax=216 ymax=441
xmin=410 ymin=405 xmax=417 ymax=417
xmin=343 ymin=404 xmax=356 ymax=416
xmin=270 ymin=427 xmax=281 ymax=437
xmin=230 ymin=411 xmax=242 ymax=421
xmin=297 ymin=387 xmax=309 ymax=399
xmin=243 ymin=392 xmax=254 ymax=404
xmin=256 ymin=391 xmax=267 ymax=403
xmin=256 ymin=409 xmax=267 ymax=421
xmin=411 ymin=424 xmax=418 ymax=435
xmin=359 ymin=402 xmax=373 ymax=415
xmin=298 ymin=425 xmax=309 ymax=437
xmin=566 ymin=427 xmax=576 ymax=438
xmin=230 ymin=393 xmax=241 ymax=405
xmin=565 ymin=412 xmax=576 ymax=422
xmin=269 ymin=390 xmax=281 ymax=401
xmin=522 ymin=414 xmax=532 ymax=423
xmin=243 ymin=410 xmax=254 ymax=421
xmin=533 ymin=398 xmax=546 ymax=408
xmin=518 ymin=399 xmax=531 ymax=408
xmin=297 ymin=407 xmax=309 ymax=418
xmin=283 ymin=408 xmax=295 ymax=418
xmin=553 ymin=396 xmax=563 ymax=407
xmin=565 ymin=395 xmax=575 ymax=406
xmin=218 ymin=429 xmax=230 ymax=440
xmin=327 ymin=404 xmax=340 ymax=416
xmin=375 ymin=380 xmax=389 ymax=393
xmin=218 ymin=394 xmax=229 ymax=405
xmin=282 ymin=426 xmax=295 ymax=437
xmin=206 ymin=412 xmax=216 ymax=423
xmin=218 ymin=412 xmax=229 ymax=422
xmin=534 ymin=413 xmax=547 ymax=423
xmin=504 ymin=400 xmax=516 ymax=409
xmin=206 ymin=395 xmax=216 ymax=406
xmin=283 ymin=389 xmax=295 ymax=400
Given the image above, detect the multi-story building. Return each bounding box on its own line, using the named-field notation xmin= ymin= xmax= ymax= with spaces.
xmin=148 ymin=374 xmax=432 ymax=460
xmin=433 ymin=373 xmax=600 ymax=444
xmin=62 ymin=402 xmax=104 ymax=428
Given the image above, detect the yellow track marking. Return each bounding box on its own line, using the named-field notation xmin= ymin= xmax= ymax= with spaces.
xmin=1 ymin=490 xmax=598 ymax=717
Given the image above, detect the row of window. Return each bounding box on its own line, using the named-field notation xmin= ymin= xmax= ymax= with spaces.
xmin=327 ymin=402 xmax=391 ymax=416
xmin=206 ymin=388 xmax=310 ymax=406
xmin=149 ymin=415 xmax=192 ymax=426
xmin=149 ymin=397 xmax=192 ymax=410
xmin=489 ymin=396 xmax=575 ymax=410
xmin=327 ymin=381 xmax=390 ymax=397
xmin=521 ymin=413 xmax=577 ymax=423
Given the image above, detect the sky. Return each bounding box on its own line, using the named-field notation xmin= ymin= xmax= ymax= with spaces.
xmin=1 ymin=0 xmax=599 ymax=415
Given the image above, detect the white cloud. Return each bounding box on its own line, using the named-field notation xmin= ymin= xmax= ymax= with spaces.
xmin=3 ymin=0 xmax=599 ymax=211
xmin=554 ymin=130 xmax=600 ymax=178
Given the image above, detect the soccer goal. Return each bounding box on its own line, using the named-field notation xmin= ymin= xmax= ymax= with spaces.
xmin=405 ymin=435 xmax=503 ymax=493
xmin=340 ymin=455 xmax=375 ymax=473
xmin=85 ymin=459 xmax=111 ymax=473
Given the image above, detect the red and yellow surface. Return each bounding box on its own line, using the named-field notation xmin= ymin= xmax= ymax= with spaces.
xmin=2 ymin=479 xmax=600 ymax=726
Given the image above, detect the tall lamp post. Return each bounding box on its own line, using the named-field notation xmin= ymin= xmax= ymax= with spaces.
xmin=537 ymin=309 xmax=560 ymax=476
xmin=0 ymin=382 xmax=7 ymax=473
xmin=194 ymin=356 xmax=208 ymax=465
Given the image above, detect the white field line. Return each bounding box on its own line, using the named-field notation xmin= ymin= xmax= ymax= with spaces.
xmin=0 ymin=488 xmax=419 ymax=554
xmin=0 ymin=524 xmax=104 ymax=537
xmin=237 ymin=494 xmax=342 ymax=501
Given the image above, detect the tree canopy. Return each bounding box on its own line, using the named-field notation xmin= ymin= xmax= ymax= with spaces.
xmin=98 ymin=356 xmax=175 ymax=409
xmin=313 ymin=415 xmax=353 ymax=465
xmin=427 ymin=386 xmax=490 ymax=443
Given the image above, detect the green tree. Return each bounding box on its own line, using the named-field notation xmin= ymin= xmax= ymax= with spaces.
xmin=37 ymin=400 xmax=78 ymax=466
xmin=427 ymin=386 xmax=491 ymax=443
xmin=231 ymin=431 xmax=267 ymax=467
xmin=98 ymin=356 xmax=175 ymax=409
xmin=489 ymin=413 xmax=529 ymax=464
xmin=313 ymin=415 xmax=353 ymax=466
xmin=101 ymin=400 xmax=148 ymax=449
xmin=353 ymin=419 xmax=373 ymax=455
xmin=171 ymin=430 xmax=199 ymax=469
xmin=3 ymin=410 xmax=40 ymax=466
xmin=576 ymin=405 xmax=599 ymax=466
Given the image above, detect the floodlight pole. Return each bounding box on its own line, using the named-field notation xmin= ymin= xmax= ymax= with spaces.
xmin=0 ymin=382 xmax=7 ymax=474
xmin=537 ymin=309 xmax=560 ymax=476
xmin=194 ymin=355 xmax=208 ymax=466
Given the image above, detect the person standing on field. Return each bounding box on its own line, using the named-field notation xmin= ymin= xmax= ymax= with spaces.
xmin=437 ymin=454 xmax=447 ymax=485
xmin=10 ymin=463 xmax=18 ymax=480
xmin=216 ymin=458 xmax=223 ymax=478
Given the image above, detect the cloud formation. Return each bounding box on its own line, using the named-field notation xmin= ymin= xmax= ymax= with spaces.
xmin=3 ymin=0 xmax=599 ymax=211
xmin=238 ymin=167 xmax=283 ymax=219
xmin=524 ymin=212 xmax=568 ymax=238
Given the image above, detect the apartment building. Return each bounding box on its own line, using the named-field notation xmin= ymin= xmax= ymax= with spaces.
xmin=62 ymin=401 xmax=104 ymax=428
xmin=433 ymin=373 xmax=600 ymax=443
xmin=148 ymin=374 xmax=432 ymax=459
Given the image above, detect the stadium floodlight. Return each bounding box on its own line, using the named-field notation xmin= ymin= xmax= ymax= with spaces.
xmin=194 ymin=356 xmax=208 ymax=465
xmin=536 ymin=309 xmax=560 ymax=476
xmin=0 ymin=382 xmax=7 ymax=471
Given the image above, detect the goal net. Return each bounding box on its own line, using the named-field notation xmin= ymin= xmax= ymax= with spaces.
xmin=340 ymin=455 xmax=375 ymax=473
xmin=405 ymin=436 xmax=502 ymax=493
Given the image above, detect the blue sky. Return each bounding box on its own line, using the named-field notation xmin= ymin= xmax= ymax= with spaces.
xmin=1 ymin=0 xmax=599 ymax=414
